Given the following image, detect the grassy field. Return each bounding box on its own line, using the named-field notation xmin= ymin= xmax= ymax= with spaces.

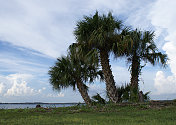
xmin=0 ymin=101 xmax=176 ymax=125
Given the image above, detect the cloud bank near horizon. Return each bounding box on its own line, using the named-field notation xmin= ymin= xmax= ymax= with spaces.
xmin=149 ymin=0 xmax=176 ymax=95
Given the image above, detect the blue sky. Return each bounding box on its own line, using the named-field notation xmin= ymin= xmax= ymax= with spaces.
xmin=0 ymin=0 xmax=176 ymax=103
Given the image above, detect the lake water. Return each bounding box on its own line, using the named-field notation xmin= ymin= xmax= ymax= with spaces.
xmin=0 ymin=103 xmax=80 ymax=109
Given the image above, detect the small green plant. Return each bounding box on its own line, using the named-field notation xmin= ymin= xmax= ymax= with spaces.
xmin=173 ymin=99 xmax=176 ymax=103
xmin=117 ymin=83 xmax=130 ymax=102
xmin=116 ymin=83 xmax=150 ymax=102
xmin=91 ymin=93 xmax=106 ymax=105
xmin=143 ymin=91 xmax=150 ymax=101
xmin=130 ymin=86 xmax=139 ymax=102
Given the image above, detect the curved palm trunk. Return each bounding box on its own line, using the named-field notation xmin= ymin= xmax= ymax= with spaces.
xmin=76 ymin=79 xmax=92 ymax=106
xmin=130 ymin=55 xmax=140 ymax=101
xmin=100 ymin=50 xmax=119 ymax=103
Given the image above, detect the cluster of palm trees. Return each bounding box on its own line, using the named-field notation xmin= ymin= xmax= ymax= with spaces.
xmin=49 ymin=11 xmax=168 ymax=106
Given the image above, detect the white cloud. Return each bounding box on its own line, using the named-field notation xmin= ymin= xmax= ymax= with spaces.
xmin=0 ymin=0 xmax=154 ymax=58
xmin=47 ymin=92 xmax=64 ymax=98
xmin=112 ymin=65 xmax=130 ymax=85
xmin=6 ymin=73 xmax=33 ymax=81
xmin=0 ymin=73 xmax=42 ymax=96
xmin=0 ymin=83 xmax=4 ymax=94
xmin=149 ymin=0 xmax=176 ymax=75
xmin=0 ymin=0 xmax=75 ymax=58
xmin=148 ymin=0 xmax=176 ymax=95
xmin=0 ymin=51 xmax=49 ymax=75
xmin=5 ymin=81 xmax=37 ymax=96
xmin=88 ymin=84 xmax=105 ymax=94
xmin=154 ymin=71 xmax=176 ymax=94
xmin=149 ymin=0 xmax=176 ymax=67
xmin=125 ymin=1 xmax=154 ymax=29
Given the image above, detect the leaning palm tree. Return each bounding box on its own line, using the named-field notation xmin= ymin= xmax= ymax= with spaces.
xmin=48 ymin=48 xmax=103 ymax=106
xmin=127 ymin=29 xmax=168 ymax=101
xmin=74 ymin=11 xmax=129 ymax=103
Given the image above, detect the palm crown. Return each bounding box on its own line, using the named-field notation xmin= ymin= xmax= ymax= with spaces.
xmin=127 ymin=29 xmax=167 ymax=66
xmin=48 ymin=46 xmax=103 ymax=105
xmin=74 ymin=11 xmax=123 ymax=52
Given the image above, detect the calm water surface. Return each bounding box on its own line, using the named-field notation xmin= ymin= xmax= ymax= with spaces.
xmin=0 ymin=103 xmax=79 ymax=109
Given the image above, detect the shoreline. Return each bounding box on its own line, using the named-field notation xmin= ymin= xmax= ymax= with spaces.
xmin=0 ymin=100 xmax=174 ymax=104
xmin=0 ymin=102 xmax=85 ymax=104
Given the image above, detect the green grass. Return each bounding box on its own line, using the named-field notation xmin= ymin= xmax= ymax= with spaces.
xmin=0 ymin=103 xmax=176 ymax=125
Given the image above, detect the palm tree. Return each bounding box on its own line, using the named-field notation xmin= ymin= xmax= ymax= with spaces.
xmin=74 ymin=11 xmax=129 ymax=103
xmin=127 ymin=29 xmax=168 ymax=101
xmin=48 ymin=47 xmax=103 ymax=106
